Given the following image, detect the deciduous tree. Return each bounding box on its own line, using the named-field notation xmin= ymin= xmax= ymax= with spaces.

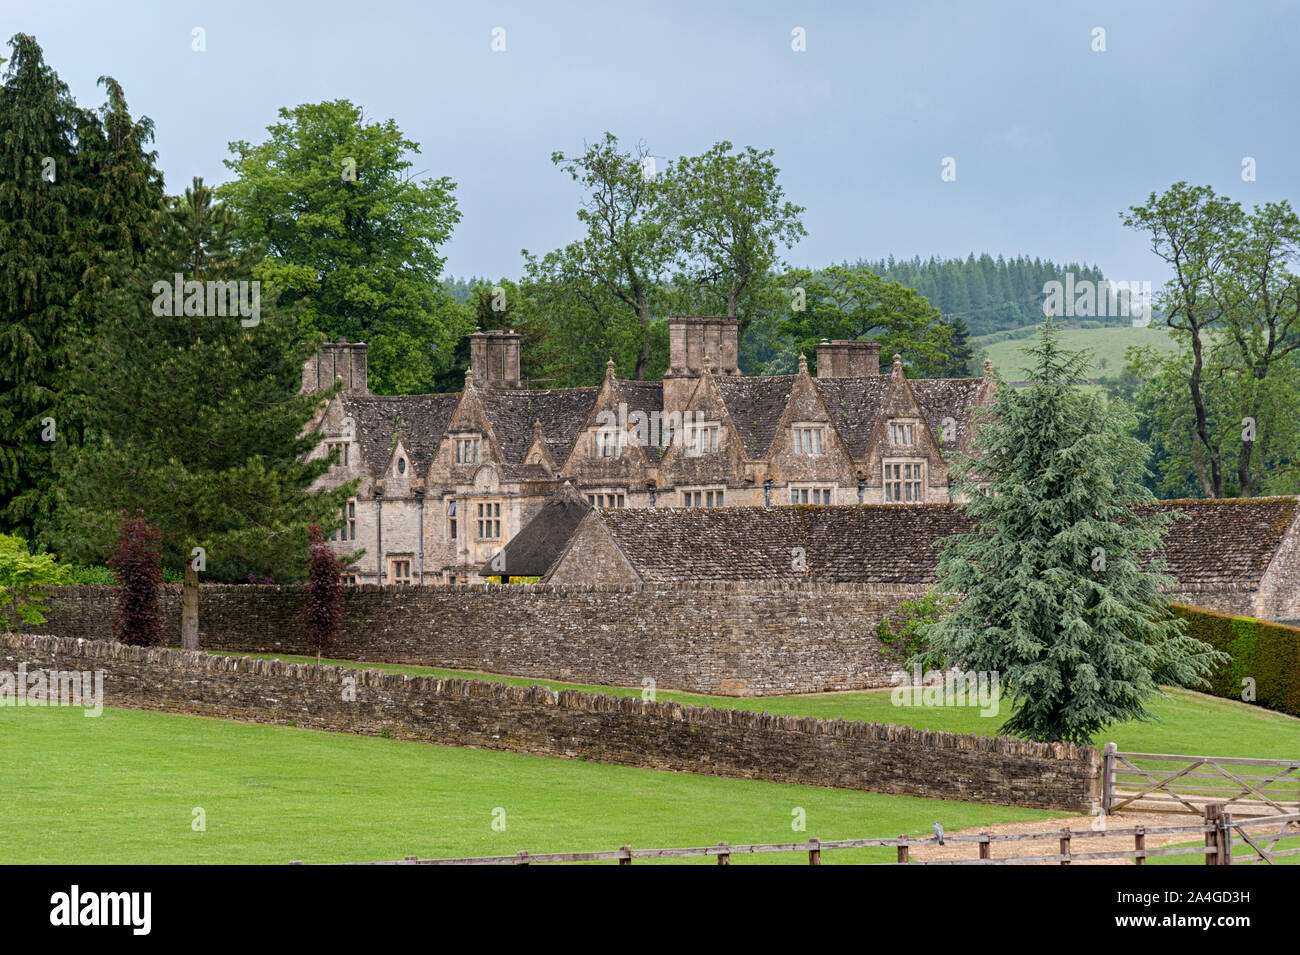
xmin=217 ymin=100 xmax=469 ymax=394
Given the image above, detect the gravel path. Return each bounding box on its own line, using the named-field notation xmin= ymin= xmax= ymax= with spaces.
xmin=905 ymin=811 xmax=1203 ymax=865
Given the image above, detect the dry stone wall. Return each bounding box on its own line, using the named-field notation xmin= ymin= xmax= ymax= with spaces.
xmin=0 ymin=633 xmax=1102 ymax=811
xmin=27 ymin=583 xmax=928 ymax=696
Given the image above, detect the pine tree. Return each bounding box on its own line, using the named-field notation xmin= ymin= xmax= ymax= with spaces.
xmin=52 ymin=179 xmax=358 ymax=649
xmin=921 ymin=320 xmax=1227 ymax=743
xmin=940 ymin=315 xmax=975 ymax=377
xmin=0 ymin=34 xmax=88 ymax=537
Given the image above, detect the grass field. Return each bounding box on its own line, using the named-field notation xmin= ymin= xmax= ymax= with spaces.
xmin=973 ymin=325 xmax=1180 ymax=381
xmin=6 ymin=651 xmax=1293 ymax=865
xmin=237 ymin=652 xmax=1300 ymax=760
xmin=1 ymin=704 xmax=1057 ymax=865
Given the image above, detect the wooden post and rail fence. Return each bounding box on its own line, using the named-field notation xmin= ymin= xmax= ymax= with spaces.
xmin=290 ymin=744 xmax=1300 ymax=865
xmin=294 ymin=803 xmax=1300 ymax=866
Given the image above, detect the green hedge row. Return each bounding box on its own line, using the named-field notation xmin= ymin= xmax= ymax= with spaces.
xmin=1171 ymin=604 xmax=1300 ymax=718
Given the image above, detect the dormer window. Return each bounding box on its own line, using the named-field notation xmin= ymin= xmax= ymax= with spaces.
xmin=889 ymin=421 xmax=917 ymax=445
xmin=792 ymin=425 xmax=824 ymax=455
xmin=593 ymin=429 xmax=622 ymax=458
xmin=686 ymin=423 xmax=721 ymax=457
xmin=326 ymin=439 xmax=350 ymax=467
xmin=455 ymin=435 xmax=480 ymax=464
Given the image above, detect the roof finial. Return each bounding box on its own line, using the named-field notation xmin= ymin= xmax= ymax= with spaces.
xmin=892 ymin=353 xmax=903 ymax=376
xmin=605 ymin=357 xmax=616 ymax=380
xmin=798 ymin=352 xmax=808 ymax=374
xmin=464 ymin=365 xmax=475 ymax=386
xmin=983 ymin=356 xmax=994 ymax=377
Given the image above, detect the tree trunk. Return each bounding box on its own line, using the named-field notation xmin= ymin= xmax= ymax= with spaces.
xmin=633 ymin=298 xmax=651 ymax=380
xmin=1187 ymin=333 xmax=1223 ymax=497
xmin=181 ymin=560 xmax=200 ymax=650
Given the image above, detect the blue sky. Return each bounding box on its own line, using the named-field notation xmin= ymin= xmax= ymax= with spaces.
xmin=8 ymin=0 xmax=1298 ymax=285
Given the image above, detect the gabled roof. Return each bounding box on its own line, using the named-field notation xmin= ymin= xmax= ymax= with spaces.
xmin=910 ymin=378 xmax=987 ymax=452
xmin=583 ymin=505 xmax=971 ymax=583
xmin=479 ymin=482 xmax=592 ymax=577
xmin=1142 ymin=497 xmax=1300 ymax=588
xmin=545 ymin=497 xmax=1300 ymax=590
xmin=714 ymin=375 xmax=797 ymax=458
xmin=341 ymin=393 xmax=458 ymax=477
xmin=478 ymin=388 xmax=598 ymax=463
xmin=619 ymin=380 xmax=664 ymax=423
xmin=814 ymin=377 xmax=892 ymax=458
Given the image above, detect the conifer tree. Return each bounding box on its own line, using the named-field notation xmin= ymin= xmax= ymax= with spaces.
xmin=53 ymin=179 xmax=357 ymax=649
xmin=0 ymin=34 xmax=88 ymax=537
xmin=921 ymin=320 xmax=1226 ymax=744
xmin=0 ymin=35 xmax=165 ymax=538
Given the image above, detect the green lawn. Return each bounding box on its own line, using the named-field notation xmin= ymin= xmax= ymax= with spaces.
xmin=1 ymin=704 xmax=1057 ymax=865
xmin=236 ymin=652 xmax=1300 ymax=760
xmin=974 ymin=325 xmax=1179 ymax=383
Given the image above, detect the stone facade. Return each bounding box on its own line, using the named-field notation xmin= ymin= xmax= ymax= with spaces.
xmin=304 ymin=318 xmax=996 ymax=584
xmin=1 ymin=633 xmax=1103 ymax=811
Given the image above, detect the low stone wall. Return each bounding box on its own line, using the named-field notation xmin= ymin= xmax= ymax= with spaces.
xmin=27 ymin=583 xmax=928 ymax=696
xmin=0 ymin=633 xmax=1103 ymax=811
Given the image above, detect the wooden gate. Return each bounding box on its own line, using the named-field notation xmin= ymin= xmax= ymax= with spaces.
xmin=1103 ymin=743 xmax=1300 ymax=816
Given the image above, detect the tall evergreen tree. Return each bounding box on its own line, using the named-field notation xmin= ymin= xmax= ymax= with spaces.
xmin=939 ymin=315 xmax=975 ymax=377
xmin=921 ymin=320 xmax=1226 ymax=743
xmin=0 ymin=34 xmax=87 ymax=537
xmin=52 ymin=179 xmax=357 ymax=649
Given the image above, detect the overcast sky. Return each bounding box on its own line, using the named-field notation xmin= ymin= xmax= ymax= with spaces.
xmin=10 ymin=0 xmax=1298 ymax=285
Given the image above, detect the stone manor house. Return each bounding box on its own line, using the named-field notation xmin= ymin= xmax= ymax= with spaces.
xmin=304 ymin=316 xmax=996 ymax=585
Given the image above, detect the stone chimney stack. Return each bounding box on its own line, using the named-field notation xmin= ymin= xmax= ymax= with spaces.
xmin=468 ymin=329 xmax=522 ymax=389
xmin=814 ymin=340 xmax=881 ymax=378
xmin=303 ymin=337 xmax=369 ymax=395
xmin=663 ymin=316 xmax=740 ymax=417
xmin=667 ymin=316 xmax=740 ymax=377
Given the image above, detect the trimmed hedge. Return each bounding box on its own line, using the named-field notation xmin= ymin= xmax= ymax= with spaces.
xmin=1171 ymin=604 xmax=1300 ymax=718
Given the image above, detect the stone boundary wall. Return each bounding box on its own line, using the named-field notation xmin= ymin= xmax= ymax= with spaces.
xmin=0 ymin=633 xmax=1102 ymax=811
xmin=27 ymin=583 xmax=931 ymax=696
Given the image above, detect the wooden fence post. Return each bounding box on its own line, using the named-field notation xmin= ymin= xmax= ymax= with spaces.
xmin=619 ymin=845 xmax=631 ymax=866
xmin=897 ymin=835 xmax=909 ymax=864
xmin=1102 ymin=742 xmax=1117 ymax=815
xmin=717 ymin=842 xmax=730 ymax=866
xmin=1222 ymin=811 xmax=1234 ymax=866
xmin=516 ymin=850 xmax=531 ymax=866
xmin=1134 ymin=825 xmax=1145 ymax=866
xmin=979 ymin=834 xmax=991 ymax=860
xmin=1204 ymin=803 xmax=1226 ymax=865
xmin=808 ymin=838 xmax=821 ymax=865
xmin=1059 ymin=827 xmax=1071 ymax=865
xmin=404 ymin=855 xmax=418 ymax=863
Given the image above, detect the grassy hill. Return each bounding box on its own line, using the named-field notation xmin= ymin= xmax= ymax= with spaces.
xmin=5 ymin=659 xmax=1293 ymax=863
xmin=974 ymin=325 xmax=1180 ymax=383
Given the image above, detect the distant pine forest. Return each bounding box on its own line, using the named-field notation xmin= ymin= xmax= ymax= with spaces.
xmin=445 ymin=253 xmax=1124 ymax=341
